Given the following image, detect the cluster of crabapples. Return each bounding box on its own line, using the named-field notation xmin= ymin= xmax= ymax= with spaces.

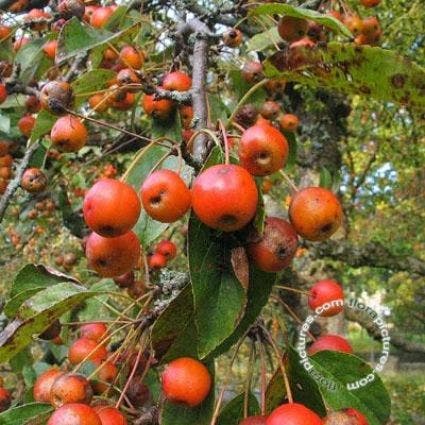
xmin=0 ymin=140 xmax=15 ymax=195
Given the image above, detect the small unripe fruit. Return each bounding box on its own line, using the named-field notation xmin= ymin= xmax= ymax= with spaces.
xmin=289 ymin=187 xmax=343 ymax=241
xmin=63 ymin=252 xmax=77 ymax=266
xmin=21 ymin=168 xmax=48 ymax=193
xmin=239 ymin=121 xmax=288 ymax=176
xmin=267 ymin=403 xmax=322 ymax=425
xmin=94 ymin=406 xmax=128 ymax=425
xmin=68 ymin=337 xmax=108 ymax=364
xmin=18 ymin=114 xmax=35 ymax=137
xmin=85 ymin=231 xmax=141 ymax=277
xmin=162 ymin=357 xmax=212 ymax=407
xmin=155 ymin=239 xmax=177 ymax=260
xmin=83 ymin=179 xmax=141 ymax=237
xmin=148 ymin=252 xmax=167 ymax=270
xmin=42 ymin=40 xmax=58 ymax=59
xmin=192 ymin=164 xmax=258 ymax=232
xmin=277 ymin=16 xmax=309 ymax=42
xmin=33 ymin=368 xmax=64 ymax=403
xmin=50 ymin=115 xmax=88 ymax=152
xmin=308 ymin=279 xmax=344 ymax=317
xmin=248 ymin=217 xmax=298 ymax=272
xmin=162 ymin=71 xmax=192 ymax=92
xmin=50 ymin=373 xmax=93 ymax=408
xmin=47 ymin=403 xmax=101 ymax=425
xmin=140 ymin=170 xmax=191 ymax=223
xmin=234 ymin=104 xmax=259 ymax=128
xmin=223 ymin=28 xmax=243 ymax=47
xmin=259 ymin=101 xmax=281 ymax=120
xmin=126 ymin=380 xmax=151 ymax=407
xmin=40 ymin=81 xmax=74 ymax=115
xmin=279 ymin=113 xmax=300 ymax=132
xmin=308 ymin=334 xmax=353 ymax=355
xmin=80 ymin=322 xmax=107 ymax=342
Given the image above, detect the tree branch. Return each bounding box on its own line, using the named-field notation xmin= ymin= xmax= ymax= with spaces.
xmin=309 ymin=240 xmax=425 ymax=276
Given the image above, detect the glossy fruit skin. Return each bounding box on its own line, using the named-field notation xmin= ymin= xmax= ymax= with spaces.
xmin=92 ymin=361 xmax=118 ymax=394
xmin=141 ymin=170 xmax=191 ymax=223
xmin=162 ymin=71 xmax=192 ymax=92
xmin=47 ymin=403 xmax=102 ymax=425
xmin=162 ymin=357 xmax=212 ymax=407
xmin=90 ymin=6 xmax=114 ymax=28
xmin=50 ymin=373 xmax=93 ymax=408
xmin=0 ymin=84 xmax=7 ymax=104
xmin=239 ymin=122 xmax=288 ymax=176
xmin=239 ymin=416 xmax=268 ymax=425
xmin=68 ymin=337 xmax=108 ymax=365
xmin=83 ymin=179 xmax=141 ymax=237
xmin=18 ymin=115 xmax=35 ymax=136
xmin=21 ymin=168 xmax=47 ymax=193
xmin=142 ymin=92 xmax=174 ymax=120
xmin=248 ymin=217 xmax=298 ymax=272
xmin=33 ymin=368 xmax=63 ymax=403
xmin=155 ymin=239 xmax=177 ymax=259
xmin=50 ymin=115 xmax=88 ymax=152
xmin=223 ymin=28 xmax=243 ymax=47
xmin=148 ymin=252 xmax=167 ymax=270
xmin=40 ymin=81 xmax=74 ymax=114
xmin=85 ymin=231 xmax=141 ymax=277
xmin=113 ymin=271 xmax=135 ymax=288
xmin=308 ymin=334 xmax=353 ymax=355
xmin=308 ymin=279 xmax=344 ymax=317
xmin=289 ymin=187 xmax=343 ymax=241
xmin=279 ymin=114 xmax=300 ymax=132
xmin=242 ymin=61 xmax=264 ymax=84
xmin=345 ymin=408 xmax=369 ymax=425
xmin=119 ymin=45 xmax=144 ymax=69
xmin=80 ymin=322 xmax=107 ymax=342
xmin=267 ymin=403 xmax=322 ymax=425
xmin=0 ymin=387 xmax=11 ymax=412
xmin=277 ymin=16 xmax=309 ymax=42
xmin=192 ymin=164 xmax=258 ymax=232
xmin=94 ymin=406 xmax=128 ymax=425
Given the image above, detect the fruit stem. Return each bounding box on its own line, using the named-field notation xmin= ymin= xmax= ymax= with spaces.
xmin=244 ymin=341 xmax=256 ymax=418
xmin=210 ymin=388 xmax=226 ymax=425
xmin=279 ymin=170 xmax=299 ymax=192
xmin=218 ymin=119 xmax=230 ymax=165
xmin=275 ymin=285 xmax=308 ymax=295
xmin=258 ymin=338 xmax=267 ymax=416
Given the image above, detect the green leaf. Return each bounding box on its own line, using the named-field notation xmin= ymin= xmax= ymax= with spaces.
xmin=285 ymin=132 xmax=297 ymax=171
xmin=14 ymin=38 xmax=46 ymax=85
xmin=319 ymin=166 xmax=333 ymax=189
xmin=228 ymin=70 xmax=267 ymax=107
xmin=0 ymin=403 xmax=52 ymax=425
xmin=151 ymin=286 xmax=198 ymax=363
xmin=247 ymin=27 xmax=281 ymax=52
xmin=72 ymin=69 xmax=116 ymax=105
xmin=217 ymin=393 xmax=260 ymax=425
xmin=161 ymin=361 xmax=215 ymax=425
xmin=253 ymin=179 xmax=266 ymax=234
xmin=250 ymin=3 xmax=352 ymax=38
xmin=0 ymin=282 xmax=108 ymax=362
xmin=151 ymin=110 xmax=182 ymax=142
xmin=264 ymin=43 xmax=425 ymax=109
xmin=0 ymin=113 xmax=10 ymax=133
xmin=30 ymin=110 xmax=57 ymax=142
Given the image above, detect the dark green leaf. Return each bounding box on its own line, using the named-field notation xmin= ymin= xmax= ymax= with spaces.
xmin=228 ymin=70 xmax=267 ymax=107
xmin=72 ymin=69 xmax=116 ymax=105
xmin=319 ymin=167 xmax=333 ymax=189
xmin=217 ymin=393 xmax=260 ymax=425
xmin=0 ymin=403 xmax=52 ymax=425
xmin=14 ymin=38 xmax=46 ymax=85
xmin=151 ymin=110 xmax=182 ymax=142
xmin=285 ymin=132 xmax=297 ymax=171
xmin=250 ymin=4 xmax=352 ymax=38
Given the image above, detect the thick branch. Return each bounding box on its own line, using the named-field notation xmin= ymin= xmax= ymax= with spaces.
xmin=309 ymin=240 xmax=425 ymax=276
xmin=345 ymin=308 xmax=425 ymax=355
xmin=0 ymin=142 xmax=39 ymax=224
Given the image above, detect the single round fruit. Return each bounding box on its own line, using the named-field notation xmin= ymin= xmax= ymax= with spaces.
xmin=162 ymin=357 xmax=212 ymax=407
xmin=345 ymin=408 xmax=369 ymax=425
xmin=191 ymin=164 xmax=258 ymax=232
xmin=0 ymin=84 xmax=7 ymax=104
xmin=91 ymin=361 xmax=118 ymax=394
xmin=267 ymin=403 xmax=322 ymax=425
xmin=0 ymin=387 xmax=11 ymax=412
xmin=140 ymin=169 xmax=191 ymax=223
xmin=33 ymin=368 xmax=64 ymax=404
xmin=119 ymin=45 xmax=144 ymax=69
xmin=47 ymin=403 xmax=101 ymax=425
xmin=42 ymin=40 xmax=58 ymax=59
xmin=142 ymin=92 xmax=174 ymax=120
xmin=21 ymin=168 xmax=47 ymax=193
xmin=239 ymin=122 xmax=288 ymax=176
xmin=308 ymin=279 xmax=344 ymax=317
xmin=241 ymin=61 xmax=264 ymax=84
xmin=279 ymin=113 xmax=300 ymax=132
xmin=68 ymin=337 xmax=108 ymax=365
xmin=39 ymin=319 xmax=61 ymax=340
xmin=259 ymin=101 xmax=281 ymax=120
xmin=155 ymin=239 xmax=177 ymax=260
xmin=50 ymin=115 xmax=88 ymax=152
xmin=113 ymin=271 xmax=135 ymax=288
xmin=247 ymin=217 xmax=298 ymax=272
xmin=126 ymin=379 xmax=151 ymax=407
xmin=361 ymin=0 xmax=380 ymax=7
xmin=94 ymin=406 xmax=127 ymax=425
xmin=83 ymin=179 xmax=141 ymax=237
xmin=148 ymin=252 xmax=167 ymax=270
xmin=90 ymin=6 xmax=114 ymax=28
xmin=277 ymin=16 xmax=309 ymax=42
xmin=239 ymin=416 xmax=268 ymax=425
xmin=223 ymin=28 xmax=243 ymax=47
xmin=58 ymin=0 xmax=85 ymax=19
xmin=40 ymin=81 xmax=74 ymax=114
xmin=235 ymin=104 xmax=259 ymax=128
xmin=50 ymin=373 xmax=93 ymax=408
xmin=18 ymin=114 xmax=35 ymax=137
xmin=162 ymin=71 xmax=192 ymax=92
xmin=80 ymin=322 xmax=107 ymax=342
xmin=85 ymin=231 xmax=141 ymax=277
xmin=288 ymin=187 xmax=343 ymax=241
xmin=308 ymin=334 xmax=353 ymax=355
